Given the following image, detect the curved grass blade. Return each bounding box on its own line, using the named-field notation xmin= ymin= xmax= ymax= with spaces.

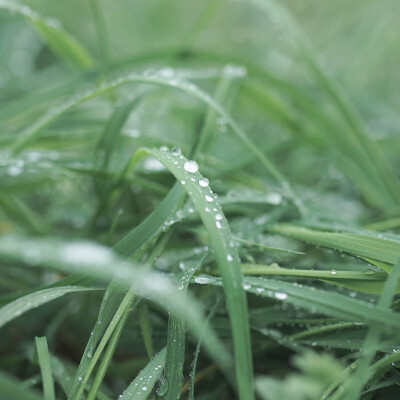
xmin=270 ymin=224 xmax=400 ymax=266
xmin=193 ymin=274 xmax=400 ymax=332
xmin=145 ymin=147 xmax=254 ymax=400
xmin=35 ymin=337 xmax=55 ymax=400
xmin=120 ymin=347 xmax=167 ymax=400
xmin=0 ymin=0 xmax=93 ymax=70
xmin=0 ymin=286 xmax=95 ymax=330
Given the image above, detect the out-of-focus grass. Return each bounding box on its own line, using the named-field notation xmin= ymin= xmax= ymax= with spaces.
xmin=0 ymin=0 xmax=400 ymax=399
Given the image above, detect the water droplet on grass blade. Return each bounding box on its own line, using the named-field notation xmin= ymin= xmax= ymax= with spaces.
xmin=199 ymin=177 xmax=209 ymax=187
xmin=195 ymin=276 xmax=212 ymax=284
xmin=205 ymin=195 xmax=214 ymax=202
xmin=184 ymin=160 xmax=198 ymax=173
xmin=275 ymin=292 xmax=288 ymax=300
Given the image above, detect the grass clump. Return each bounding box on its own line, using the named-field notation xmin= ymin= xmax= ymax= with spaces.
xmin=0 ymin=0 xmax=400 ymax=399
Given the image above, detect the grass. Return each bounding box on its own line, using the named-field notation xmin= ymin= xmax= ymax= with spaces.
xmin=0 ymin=0 xmax=400 ymax=399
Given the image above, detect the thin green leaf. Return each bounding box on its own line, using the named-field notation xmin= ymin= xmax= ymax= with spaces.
xmin=0 ymin=286 xmax=95 ymax=330
xmin=120 ymin=347 xmax=167 ymax=400
xmin=35 ymin=337 xmax=56 ymax=400
xmin=270 ymin=224 xmax=400 ymax=266
xmin=146 ymin=147 xmax=254 ymax=400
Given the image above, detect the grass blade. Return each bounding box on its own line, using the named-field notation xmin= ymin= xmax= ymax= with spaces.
xmin=35 ymin=337 xmax=56 ymax=400
xmin=270 ymin=224 xmax=400 ymax=266
xmin=194 ymin=274 xmax=400 ymax=332
xmin=0 ymin=286 xmax=95 ymax=330
xmin=145 ymin=147 xmax=254 ymax=400
xmin=120 ymin=347 xmax=167 ymax=400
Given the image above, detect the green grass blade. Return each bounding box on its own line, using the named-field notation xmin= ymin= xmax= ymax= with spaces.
xmin=86 ymin=307 xmax=130 ymax=400
xmin=137 ymin=301 xmax=154 ymax=359
xmin=113 ymin=182 xmax=184 ymax=258
xmin=270 ymin=224 xmax=400 ymax=266
xmin=162 ymin=260 xmax=202 ymax=400
xmin=240 ymin=263 xmax=391 ymax=294
xmin=68 ymin=280 xmax=130 ymax=400
xmin=120 ymin=347 xmax=167 ymax=400
xmin=194 ymin=274 xmax=400 ymax=332
xmin=35 ymin=337 xmax=56 ymax=400
xmin=0 ymin=286 xmax=95 ymax=330
xmin=146 ymin=147 xmax=254 ymax=400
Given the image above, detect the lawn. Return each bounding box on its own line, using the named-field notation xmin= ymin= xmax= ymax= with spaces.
xmin=0 ymin=0 xmax=400 ymax=399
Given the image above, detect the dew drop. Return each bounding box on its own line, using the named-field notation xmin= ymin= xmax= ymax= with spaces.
xmin=227 ymin=254 xmax=233 ymax=261
xmin=184 ymin=160 xmax=199 ymax=173
xmin=331 ymin=269 xmax=337 ymax=275
xmin=275 ymin=292 xmax=288 ymax=300
xmin=195 ymin=276 xmax=212 ymax=284
xmin=199 ymin=177 xmax=209 ymax=187
xmin=243 ymin=283 xmax=251 ymax=290
xmin=205 ymin=195 xmax=214 ymax=203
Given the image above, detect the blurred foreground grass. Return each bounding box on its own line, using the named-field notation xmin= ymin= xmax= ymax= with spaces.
xmin=0 ymin=0 xmax=400 ymax=399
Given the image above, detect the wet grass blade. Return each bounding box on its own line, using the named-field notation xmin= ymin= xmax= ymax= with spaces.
xmin=0 ymin=286 xmax=95 ymax=330
xmin=86 ymin=307 xmax=130 ymax=400
xmin=194 ymin=274 xmax=400 ymax=332
xmin=146 ymin=147 xmax=254 ymax=400
xmin=162 ymin=260 xmax=202 ymax=400
xmin=270 ymin=224 xmax=400 ymax=267
xmin=120 ymin=347 xmax=167 ymax=400
xmin=35 ymin=337 xmax=56 ymax=400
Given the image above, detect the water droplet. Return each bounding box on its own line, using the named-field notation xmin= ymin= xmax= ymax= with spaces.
xmin=205 ymin=195 xmax=214 ymax=202
xmin=171 ymin=147 xmax=182 ymax=156
xmin=331 ymin=269 xmax=337 ymax=275
xmin=215 ymin=221 xmax=222 ymax=229
xmin=199 ymin=177 xmax=209 ymax=187
xmin=275 ymin=292 xmax=288 ymax=300
xmin=195 ymin=276 xmax=212 ymax=284
xmin=215 ymin=213 xmax=223 ymax=221
xmin=180 ymin=180 xmax=185 ymax=185
xmin=227 ymin=254 xmax=233 ymax=261
xmin=184 ymin=160 xmax=198 ymax=173
xmin=243 ymin=283 xmax=251 ymax=290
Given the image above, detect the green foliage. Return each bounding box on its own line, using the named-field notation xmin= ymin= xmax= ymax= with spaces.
xmin=1 ymin=0 xmax=400 ymax=399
